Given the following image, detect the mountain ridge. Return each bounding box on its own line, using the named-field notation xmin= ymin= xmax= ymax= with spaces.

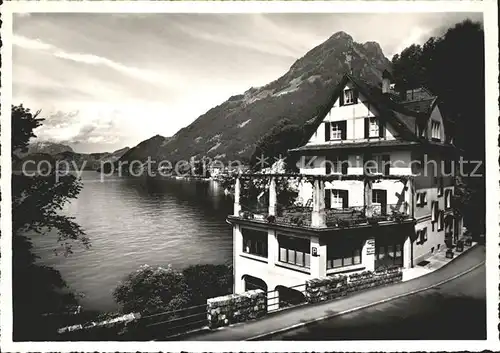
xmin=119 ymin=31 xmax=392 ymax=167
xmin=14 ymin=141 xmax=131 ymax=171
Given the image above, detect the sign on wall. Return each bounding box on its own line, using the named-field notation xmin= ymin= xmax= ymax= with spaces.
xmin=366 ymin=239 xmax=375 ymax=255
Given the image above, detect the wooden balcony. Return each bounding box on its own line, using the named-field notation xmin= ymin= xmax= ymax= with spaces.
xmin=230 ymin=173 xmax=414 ymax=230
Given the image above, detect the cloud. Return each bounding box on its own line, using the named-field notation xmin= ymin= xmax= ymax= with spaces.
xmin=13 ymin=35 xmax=54 ymax=51
xmin=34 ymin=109 xmax=121 ymax=146
xmin=13 ymin=34 xmax=170 ymax=87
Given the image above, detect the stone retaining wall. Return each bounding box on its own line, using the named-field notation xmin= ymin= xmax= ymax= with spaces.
xmin=305 ymin=267 xmax=403 ymax=303
xmin=207 ymin=289 xmax=267 ymax=329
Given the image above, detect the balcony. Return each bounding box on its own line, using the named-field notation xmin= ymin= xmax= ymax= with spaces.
xmin=230 ymin=173 xmax=413 ymax=230
xmin=237 ymin=204 xmax=409 ymax=229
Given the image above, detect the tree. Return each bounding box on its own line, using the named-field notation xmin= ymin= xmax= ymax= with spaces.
xmin=392 ymin=20 xmax=485 ymax=234
xmin=112 ymin=265 xmax=190 ymax=315
xmin=11 ymin=104 xmax=88 ymax=340
xmin=250 ymin=118 xmax=307 ymax=172
xmin=182 ymin=264 xmax=233 ymax=305
xmin=112 ymin=264 xmax=233 ymax=315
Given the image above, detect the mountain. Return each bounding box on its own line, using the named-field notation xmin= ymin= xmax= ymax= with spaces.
xmin=121 ymin=31 xmax=391 ymax=166
xmin=13 ymin=142 xmax=130 ymax=171
xmin=15 ymin=141 xmax=74 ymax=158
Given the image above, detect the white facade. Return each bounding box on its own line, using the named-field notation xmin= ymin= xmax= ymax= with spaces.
xmin=230 ymin=75 xmax=462 ymax=307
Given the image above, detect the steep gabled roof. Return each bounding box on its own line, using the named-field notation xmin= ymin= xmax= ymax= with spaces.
xmin=304 ymin=73 xmax=423 ymax=144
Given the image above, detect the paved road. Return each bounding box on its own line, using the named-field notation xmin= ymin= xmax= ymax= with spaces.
xmin=267 ymin=262 xmax=485 ymax=340
xmin=183 ymin=245 xmax=485 ymax=341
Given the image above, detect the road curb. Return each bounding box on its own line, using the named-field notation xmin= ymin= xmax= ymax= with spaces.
xmin=246 ymin=260 xmax=485 ymax=341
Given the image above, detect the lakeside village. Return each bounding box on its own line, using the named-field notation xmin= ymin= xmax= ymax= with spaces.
xmin=57 ymin=70 xmax=480 ymax=340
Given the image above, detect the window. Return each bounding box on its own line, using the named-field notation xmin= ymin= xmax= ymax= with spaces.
xmin=417 ymin=228 xmax=428 ymax=244
xmin=438 ymin=210 xmax=445 ymax=231
xmin=242 ymin=228 xmax=268 ymax=258
xmin=324 ymin=121 xmax=346 ymax=141
xmin=445 ymin=189 xmax=453 ymax=209
xmin=365 ymin=154 xmax=390 ymax=175
xmin=278 ymin=235 xmax=310 ymax=268
xmin=331 ymin=123 xmax=342 ymax=140
xmin=416 ymin=192 xmax=427 ymax=207
xmin=332 ymin=190 xmax=345 ymax=209
xmin=438 ymin=177 xmax=444 ymax=197
xmin=375 ymin=236 xmax=404 ymax=270
xmin=343 ymin=89 xmax=354 ymax=105
xmin=325 ymin=189 xmax=348 ymax=209
xmin=372 ymin=189 xmax=385 ymax=204
xmin=325 ymin=157 xmax=347 ymax=175
xmin=431 ymin=201 xmax=439 ymax=222
xmin=327 ymin=238 xmax=362 ymax=269
xmin=431 ymin=120 xmax=440 ymax=140
xmin=369 ymin=117 xmax=379 ymax=137
xmin=372 ymin=189 xmax=387 ymax=216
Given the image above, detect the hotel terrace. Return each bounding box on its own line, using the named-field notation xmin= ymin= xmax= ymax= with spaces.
xmin=227 ymin=71 xmax=463 ymax=309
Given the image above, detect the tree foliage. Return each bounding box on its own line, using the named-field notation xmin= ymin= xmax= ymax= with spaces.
xmin=181 ymin=264 xmax=233 ymax=305
xmin=112 ymin=263 xmax=233 ymax=315
xmin=113 ymin=265 xmax=190 ymax=315
xmin=250 ymin=118 xmax=310 ymax=172
xmin=392 ymin=20 xmax=485 ymax=233
xmin=11 ymin=104 xmax=88 ymax=340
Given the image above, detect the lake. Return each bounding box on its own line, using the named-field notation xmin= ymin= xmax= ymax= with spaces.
xmin=32 ymin=171 xmax=234 ymax=312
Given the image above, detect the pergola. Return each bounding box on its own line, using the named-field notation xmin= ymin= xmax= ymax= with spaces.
xmin=232 ymin=173 xmax=415 ymax=228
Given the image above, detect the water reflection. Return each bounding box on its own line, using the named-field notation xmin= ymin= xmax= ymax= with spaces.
xmin=31 ymin=172 xmax=234 ymax=312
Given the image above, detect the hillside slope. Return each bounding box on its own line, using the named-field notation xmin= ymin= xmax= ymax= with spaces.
xmin=13 ymin=142 xmax=130 ymax=171
xmin=122 ymin=31 xmax=391 ymax=165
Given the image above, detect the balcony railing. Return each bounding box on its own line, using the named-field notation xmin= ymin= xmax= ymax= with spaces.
xmin=237 ymin=203 xmax=409 ymax=229
xmin=232 ymin=173 xmax=413 ymax=229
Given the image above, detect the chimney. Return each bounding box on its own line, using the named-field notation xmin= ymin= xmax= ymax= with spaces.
xmin=382 ymin=69 xmax=391 ymax=94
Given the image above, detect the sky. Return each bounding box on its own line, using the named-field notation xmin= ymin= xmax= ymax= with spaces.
xmin=13 ymin=12 xmax=483 ymax=153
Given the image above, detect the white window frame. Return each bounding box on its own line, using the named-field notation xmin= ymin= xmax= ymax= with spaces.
xmin=418 ymin=228 xmax=428 ymax=243
xmin=417 ymin=192 xmax=427 ymax=207
xmin=331 ymin=190 xmax=344 ymax=209
xmin=344 ymin=89 xmax=354 ymax=105
xmin=331 ymin=122 xmax=343 ymax=140
xmin=438 ymin=210 xmax=445 ymax=231
xmin=369 ymin=117 xmax=379 ymax=137
xmin=431 ymin=120 xmax=440 ymax=139
xmin=445 ymin=189 xmax=452 ymax=209
xmin=431 ymin=201 xmax=438 ymax=222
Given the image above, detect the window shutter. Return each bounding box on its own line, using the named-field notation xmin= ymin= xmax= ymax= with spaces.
xmin=339 ymin=90 xmax=344 ymax=106
xmin=353 ymin=90 xmax=359 ymax=104
xmin=340 ymin=120 xmax=347 ymax=140
xmin=341 ymin=190 xmax=349 ymax=209
xmin=379 ymin=120 xmax=385 ymax=138
xmin=340 ymin=154 xmax=348 ymax=174
xmin=364 ymin=152 xmax=372 ymax=175
xmin=364 ymin=118 xmax=370 ymax=138
xmin=325 ymin=158 xmax=331 ymax=175
xmin=325 ymin=190 xmax=331 ymax=209
xmin=324 ymin=122 xmax=330 ymax=141
xmin=383 ymin=155 xmax=391 ymax=175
